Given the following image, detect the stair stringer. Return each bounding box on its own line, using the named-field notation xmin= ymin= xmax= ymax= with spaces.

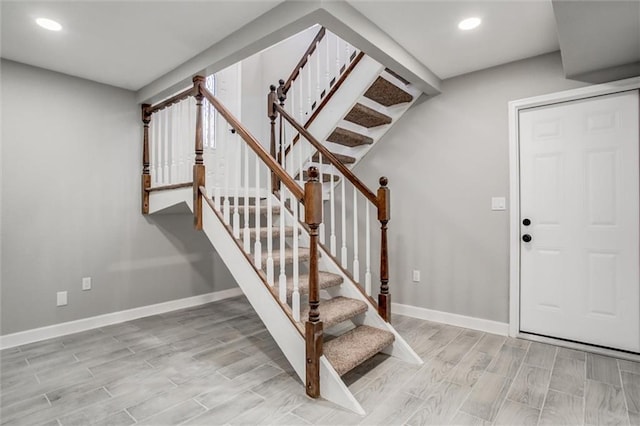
xmin=148 ymin=190 xmax=365 ymax=415
xmin=274 ymin=194 xmax=423 ymax=367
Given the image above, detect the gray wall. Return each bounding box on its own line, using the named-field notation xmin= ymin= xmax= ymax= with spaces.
xmin=1 ymin=60 xmax=236 ymax=335
xmin=354 ymin=52 xmax=589 ymax=323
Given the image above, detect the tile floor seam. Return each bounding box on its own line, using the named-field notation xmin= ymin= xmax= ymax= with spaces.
xmin=494 ymin=339 xmax=529 ymax=422
xmin=456 ymin=340 xmax=502 ymax=422
xmin=123 ymin=407 xmax=137 ymax=424
xmin=583 ymin=348 xmax=588 ymax=425
xmin=537 ymin=347 xmax=557 ymax=426
xmin=617 ymin=358 xmax=633 ymax=426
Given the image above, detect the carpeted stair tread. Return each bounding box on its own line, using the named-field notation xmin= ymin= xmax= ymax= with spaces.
xmin=239 ymin=226 xmax=297 ymax=239
xmin=276 ymin=271 xmax=343 ymax=297
xmin=260 ymin=248 xmax=310 ymax=266
xmin=228 ymin=205 xmax=280 ymax=215
xmin=344 ymin=103 xmax=392 ymax=128
xmin=312 ymin=152 xmax=356 ymax=165
xmin=300 ymin=297 xmax=368 ymax=329
xmin=327 ymin=127 xmax=373 ymax=148
xmin=364 ymin=77 xmax=413 ymax=107
xmin=324 ymin=325 xmax=395 ymax=376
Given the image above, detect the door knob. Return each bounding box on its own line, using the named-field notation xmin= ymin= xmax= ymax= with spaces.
xmin=522 ymin=218 xmax=531 ymax=226
xmin=522 ymin=234 xmax=532 ymax=243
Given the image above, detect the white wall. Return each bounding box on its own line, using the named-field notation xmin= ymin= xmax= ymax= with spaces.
xmin=241 ymin=25 xmax=320 ymax=146
xmin=1 ymin=60 xmax=237 ymax=335
xmin=354 ymin=52 xmax=589 ymax=323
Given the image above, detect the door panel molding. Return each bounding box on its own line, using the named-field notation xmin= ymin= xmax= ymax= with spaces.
xmin=508 ymin=76 xmax=640 ymax=344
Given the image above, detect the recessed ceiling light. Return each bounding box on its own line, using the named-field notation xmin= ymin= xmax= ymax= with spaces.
xmin=36 ymin=18 xmax=62 ymax=32
xmin=458 ymin=17 xmax=481 ymax=31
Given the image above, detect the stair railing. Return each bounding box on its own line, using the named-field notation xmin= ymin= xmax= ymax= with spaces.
xmin=141 ymin=76 xmax=325 ymax=399
xmin=275 ymin=27 xmax=360 ymax=162
xmin=269 ymin=87 xmax=392 ymax=323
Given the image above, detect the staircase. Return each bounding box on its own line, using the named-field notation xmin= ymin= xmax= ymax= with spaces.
xmin=139 ymin=27 xmax=422 ymax=415
xmin=280 ymin=32 xmax=421 ymax=198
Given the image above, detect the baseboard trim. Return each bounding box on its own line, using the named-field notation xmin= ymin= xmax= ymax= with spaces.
xmin=0 ymin=287 xmax=243 ymax=350
xmin=392 ymin=302 xmax=509 ymax=336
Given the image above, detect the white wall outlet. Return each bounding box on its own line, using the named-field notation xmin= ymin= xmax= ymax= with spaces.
xmin=82 ymin=277 xmax=92 ymax=291
xmin=412 ymin=270 xmax=421 ymax=283
xmin=56 ymin=291 xmax=68 ymax=306
xmin=491 ymin=197 xmax=506 ymax=211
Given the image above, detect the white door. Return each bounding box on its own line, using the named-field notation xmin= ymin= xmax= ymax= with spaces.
xmin=519 ymin=90 xmax=640 ymax=352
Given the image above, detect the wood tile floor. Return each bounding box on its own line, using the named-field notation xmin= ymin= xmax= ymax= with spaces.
xmin=1 ymin=295 xmax=639 ymax=425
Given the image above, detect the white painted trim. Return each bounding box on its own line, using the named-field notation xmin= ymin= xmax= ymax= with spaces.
xmin=0 ymin=288 xmax=243 ymax=350
xmin=508 ymin=76 xmax=640 ymax=339
xmin=392 ymin=302 xmax=509 ymax=336
xmin=518 ymin=332 xmax=640 ymax=363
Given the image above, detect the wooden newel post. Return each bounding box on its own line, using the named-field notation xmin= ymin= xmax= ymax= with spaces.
xmin=141 ymin=104 xmax=152 ymax=214
xmin=304 ymin=166 xmax=323 ymax=398
xmin=268 ymin=85 xmax=279 ymax=193
xmin=193 ymin=75 xmax=206 ymax=230
xmin=377 ymin=176 xmax=391 ymax=322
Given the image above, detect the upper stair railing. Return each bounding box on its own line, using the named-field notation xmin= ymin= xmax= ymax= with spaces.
xmin=274 ymin=27 xmax=361 ymax=161
xmin=271 ymin=27 xmax=392 ymax=322
xmin=141 ymin=76 xmax=325 ymax=398
xmin=269 ymin=84 xmax=392 ymax=324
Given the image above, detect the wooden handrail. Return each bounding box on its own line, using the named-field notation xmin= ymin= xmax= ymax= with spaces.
xmin=147 ymin=86 xmax=195 ymax=115
xmin=274 ymin=103 xmax=378 ymax=206
xmin=282 ymin=51 xmax=365 ymax=158
xmin=197 ymin=82 xmax=305 ymax=202
xmin=283 ymin=27 xmax=326 ymax=94
xmin=146 ymin=182 xmax=193 ymax=192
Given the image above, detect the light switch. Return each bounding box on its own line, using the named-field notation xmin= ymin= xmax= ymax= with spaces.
xmin=491 ymin=197 xmax=506 ymax=211
xmin=57 ymin=291 xmax=68 ymax=306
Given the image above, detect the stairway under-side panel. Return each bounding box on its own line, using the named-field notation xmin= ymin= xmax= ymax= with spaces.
xmin=149 ymin=191 xmax=365 ymax=415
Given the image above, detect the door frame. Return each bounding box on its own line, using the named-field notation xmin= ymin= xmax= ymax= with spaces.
xmin=508 ymin=76 xmax=640 ymax=341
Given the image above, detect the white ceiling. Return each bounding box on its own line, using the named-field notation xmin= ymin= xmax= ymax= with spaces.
xmin=346 ymin=0 xmax=560 ymax=79
xmin=1 ymin=1 xmax=637 ymax=93
xmin=0 ymin=1 xmax=284 ymax=90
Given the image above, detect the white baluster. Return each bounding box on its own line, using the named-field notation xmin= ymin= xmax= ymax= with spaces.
xmin=318 ymin=153 xmax=325 ymax=245
xmin=266 ymin=168 xmax=274 ymax=286
xmin=163 ymin=109 xmax=170 ymax=184
xmin=341 ymin=178 xmax=347 ymax=268
xmin=278 ymin=136 xmax=287 ymax=304
xmin=316 ymin=38 xmax=321 ymax=104
xmin=233 ymin=131 xmax=240 ymax=239
xmin=188 ymin=101 xmax=195 ymax=182
xmin=243 ymin=142 xmax=251 ymax=253
xmin=299 ymin=71 xmax=304 ymax=124
xmin=292 ymin=183 xmax=300 ymax=322
xmin=330 ymin=163 xmax=337 ymax=256
xmin=365 ymin=202 xmax=372 ymax=296
xmin=298 ymin=129 xmax=304 ymax=221
xmin=254 ymin=155 xmax=262 ymax=268
xmin=182 ymin=102 xmax=189 ymax=182
xmin=151 ymin=112 xmax=158 ymax=186
xmin=345 ymin=38 xmax=351 ymax=65
xmin=353 ymin=188 xmax=359 ymax=282
xmin=176 ymin=102 xmax=183 ymax=182
xmin=307 ymin=57 xmax=312 ymax=116
xmin=223 ymin=124 xmax=230 ymax=224
xmin=335 ymin=32 xmax=341 ymax=78
xmin=170 ymin=105 xmax=177 ymax=183
xmin=324 ymin=33 xmax=330 ymax=93
xmin=157 ymin=109 xmax=164 ymax=185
